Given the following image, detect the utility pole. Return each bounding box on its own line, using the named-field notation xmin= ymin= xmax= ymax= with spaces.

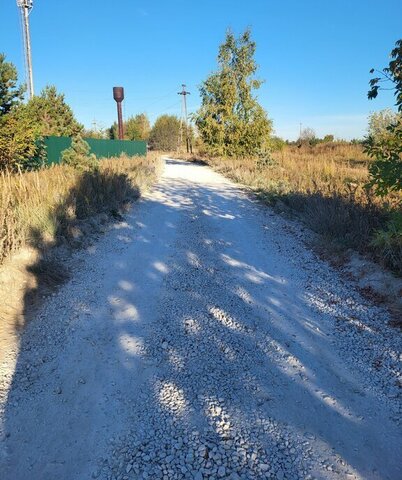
xmin=178 ymin=84 xmax=191 ymax=153
xmin=17 ymin=0 xmax=34 ymax=100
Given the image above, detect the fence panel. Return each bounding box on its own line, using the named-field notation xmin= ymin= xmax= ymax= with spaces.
xmin=44 ymin=136 xmax=147 ymax=165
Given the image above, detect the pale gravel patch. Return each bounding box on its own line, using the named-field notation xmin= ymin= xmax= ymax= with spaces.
xmin=1 ymin=158 xmax=401 ymax=480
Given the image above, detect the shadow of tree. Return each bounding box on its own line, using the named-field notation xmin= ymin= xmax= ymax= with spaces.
xmin=1 ymin=160 xmax=401 ymax=480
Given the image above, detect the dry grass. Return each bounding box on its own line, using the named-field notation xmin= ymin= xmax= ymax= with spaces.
xmin=0 ymin=153 xmax=162 ymax=264
xmin=184 ymin=143 xmax=401 ymax=274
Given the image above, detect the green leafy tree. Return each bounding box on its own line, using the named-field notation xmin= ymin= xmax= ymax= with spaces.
xmin=323 ymin=134 xmax=334 ymax=143
xmin=148 ymin=115 xmax=181 ymax=151
xmin=365 ymin=39 xmax=402 ymax=196
xmin=364 ymin=115 xmax=401 ymax=195
xmin=367 ymin=109 xmax=399 ymax=143
xmin=195 ymin=29 xmax=272 ymax=157
xmin=109 ymin=113 xmax=151 ymax=141
xmin=61 ymin=135 xmax=98 ymax=171
xmin=25 ymin=85 xmax=82 ymax=137
xmin=0 ymin=53 xmax=25 ymax=116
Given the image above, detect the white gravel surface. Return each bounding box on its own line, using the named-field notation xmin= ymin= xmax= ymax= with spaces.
xmin=0 ymin=158 xmax=401 ymax=480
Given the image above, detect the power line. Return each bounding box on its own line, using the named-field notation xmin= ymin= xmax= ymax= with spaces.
xmin=16 ymin=0 xmax=34 ymax=99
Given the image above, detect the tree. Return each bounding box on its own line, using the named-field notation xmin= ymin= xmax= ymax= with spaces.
xmin=0 ymin=108 xmax=38 ymax=170
xmin=195 ymin=29 xmax=272 ymax=157
xmin=61 ymin=135 xmax=98 ymax=171
xmin=82 ymin=127 xmax=107 ymax=139
xmin=365 ymin=39 xmax=402 ymax=195
xmin=0 ymin=53 xmax=25 ymax=116
xmin=323 ymin=134 xmax=334 ymax=143
xmin=299 ymin=127 xmax=316 ymax=145
xmin=109 ymin=113 xmax=150 ymax=141
xmin=24 ymin=85 xmax=82 ymax=137
xmin=367 ymin=109 xmax=399 ymax=142
xmin=148 ymin=115 xmax=180 ymax=151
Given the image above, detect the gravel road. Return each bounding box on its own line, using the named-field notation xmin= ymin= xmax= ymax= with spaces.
xmin=0 ymin=158 xmax=401 ymax=480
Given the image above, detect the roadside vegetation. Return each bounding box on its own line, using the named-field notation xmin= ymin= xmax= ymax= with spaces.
xmin=0 ymin=152 xmax=161 ymax=264
xmin=189 ymin=143 xmax=400 ymax=273
xmin=0 ymin=53 xmax=162 ymax=267
xmin=191 ymin=31 xmax=401 ymax=275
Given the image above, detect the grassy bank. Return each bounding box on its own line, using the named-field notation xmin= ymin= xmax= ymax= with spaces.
xmin=184 ymin=144 xmax=401 ymax=274
xmin=0 ymin=153 xmax=162 ymax=264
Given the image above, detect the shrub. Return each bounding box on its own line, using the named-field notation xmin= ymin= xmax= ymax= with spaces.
xmin=0 ymin=109 xmax=38 ymax=171
xmin=371 ymin=211 xmax=402 ymax=273
xmin=364 ymin=114 xmax=402 ymax=196
xmin=61 ymin=136 xmax=99 ymax=171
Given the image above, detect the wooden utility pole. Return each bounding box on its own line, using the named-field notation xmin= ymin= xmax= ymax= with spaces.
xmin=178 ymin=84 xmax=191 ymax=153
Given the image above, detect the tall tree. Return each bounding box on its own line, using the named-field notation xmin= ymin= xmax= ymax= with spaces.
xmin=148 ymin=115 xmax=180 ymax=151
xmin=195 ymin=29 xmax=272 ymax=157
xmin=109 ymin=113 xmax=151 ymax=141
xmin=24 ymin=85 xmax=82 ymax=137
xmin=0 ymin=53 xmax=25 ymax=116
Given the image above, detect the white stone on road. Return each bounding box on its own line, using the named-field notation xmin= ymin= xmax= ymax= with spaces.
xmin=0 ymin=158 xmax=401 ymax=480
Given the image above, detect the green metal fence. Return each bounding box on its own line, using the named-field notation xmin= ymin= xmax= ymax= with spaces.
xmin=44 ymin=136 xmax=147 ymax=165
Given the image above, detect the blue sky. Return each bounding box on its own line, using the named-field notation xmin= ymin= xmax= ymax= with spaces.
xmin=1 ymin=0 xmax=401 ymax=139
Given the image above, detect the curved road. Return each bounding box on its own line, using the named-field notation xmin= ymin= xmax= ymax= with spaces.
xmin=0 ymin=158 xmax=401 ymax=480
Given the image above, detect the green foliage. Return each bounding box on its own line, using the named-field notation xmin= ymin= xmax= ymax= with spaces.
xmin=61 ymin=136 xmax=98 ymax=171
xmin=148 ymin=115 xmax=181 ymax=151
xmin=25 ymin=85 xmax=82 ymax=137
xmin=366 ymin=40 xmax=402 ymax=196
xmin=0 ymin=107 xmax=38 ymax=170
xmin=364 ymin=114 xmax=402 ymax=195
xmin=82 ymin=126 xmax=107 ymax=139
xmin=371 ymin=211 xmax=402 ymax=273
xmin=195 ymin=29 xmax=272 ymax=157
xmin=269 ymin=136 xmax=286 ymax=151
xmin=109 ymin=113 xmax=151 ymax=141
xmin=323 ymin=134 xmax=334 ymax=143
xmin=367 ymin=109 xmax=400 ymax=142
xmin=0 ymin=53 xmax=25 ymax=116
xmin=368 ymin=39 xmax=402 ymax=110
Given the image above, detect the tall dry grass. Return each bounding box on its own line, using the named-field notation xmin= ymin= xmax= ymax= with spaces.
xmin=187 ymin=143 xmax=401 ymax=273
xmin=0 ymin=153 xmax=162 ymax=264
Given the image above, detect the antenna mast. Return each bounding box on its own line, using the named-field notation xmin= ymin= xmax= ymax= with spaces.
xmin=17 ymin=0 xmax=34 ymax=99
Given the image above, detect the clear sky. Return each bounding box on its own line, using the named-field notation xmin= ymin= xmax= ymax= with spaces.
xmin=1 ymin=0 xmax=401 ymax=139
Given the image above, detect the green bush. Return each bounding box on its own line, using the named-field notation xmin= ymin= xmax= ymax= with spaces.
xmin=371 ymin=211 xmax=402 ymax=273
xmin=0 ymin=109 xmax=38 ymax=171
xmin=61 ymin=136 xmax=99 ymax=171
